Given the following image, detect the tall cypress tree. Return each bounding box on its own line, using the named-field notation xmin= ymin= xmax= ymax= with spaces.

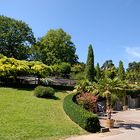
xmin=96 ymin=63 xmax=101 ymax=80
xmin=85 ymin=44 xmax=94 ymax=82
xmin=118 ymin=60 xmax=125 ymax=80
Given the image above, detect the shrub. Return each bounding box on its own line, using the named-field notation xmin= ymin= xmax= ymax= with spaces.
xmin=76 ymin=92 xmax=97 ymax=113
xmin=63 ymin=93 xmax=100 ymax=132
xmin=34 ymin=86 xmax=55 ymax=98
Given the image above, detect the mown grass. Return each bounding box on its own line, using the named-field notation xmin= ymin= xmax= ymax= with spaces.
xmin=0 ymin=87 xmax=86 ymax=140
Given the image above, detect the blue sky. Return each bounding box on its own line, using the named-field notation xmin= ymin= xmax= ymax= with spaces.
xmin=0 ymin=0 xmax=140 ymax=68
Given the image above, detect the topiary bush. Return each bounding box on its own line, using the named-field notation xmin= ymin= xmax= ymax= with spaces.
xmin=34 ymin=86 xmax=55 ymax=98
xmin=63 ymin=93 xmax=100 ymax=132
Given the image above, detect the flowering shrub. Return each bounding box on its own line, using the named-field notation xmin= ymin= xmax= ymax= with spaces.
xmin=76 ymin=92 xmax=97 ymax=113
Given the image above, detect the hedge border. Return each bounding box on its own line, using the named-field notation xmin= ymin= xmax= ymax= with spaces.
xmin=63 ymin=93 xmax=100 ymax=132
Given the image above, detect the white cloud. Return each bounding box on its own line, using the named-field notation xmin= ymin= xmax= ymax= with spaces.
xmin=125 ymin=47 xmax=140 ymax=58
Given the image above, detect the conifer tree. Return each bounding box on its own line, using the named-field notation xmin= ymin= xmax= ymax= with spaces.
xmin=96 ymin=63 xmax=101 ymax=80
xmin=85 ymin=44 xmax=94 ymax=82
xmin=118 ymin=60 xmax=125 ymax=80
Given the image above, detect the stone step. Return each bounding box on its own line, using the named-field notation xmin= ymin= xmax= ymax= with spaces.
xmin=100 ymin=127 xmax=110 ymax=133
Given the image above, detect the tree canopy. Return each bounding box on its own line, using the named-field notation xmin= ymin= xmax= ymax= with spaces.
xmin=0 ymin=55 xmax=72 ymax=79
xmin=101 ymin=60 xmax=117 ymax=79
xmin=126 ymin=61 xmax=140 ymax=82
xmin=32 ymin=28 xmax=78 ymax=65
xmin=0 ymin=15 xmax=35 ymax=60
xmin=101 ymin=60 xmax=115 ymax=70
xmin=0 ymin=55 xmax=50 ymax=78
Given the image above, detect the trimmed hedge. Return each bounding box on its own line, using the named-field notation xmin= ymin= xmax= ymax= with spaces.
xmin=63 ymin=93 xmax=100 ymax=132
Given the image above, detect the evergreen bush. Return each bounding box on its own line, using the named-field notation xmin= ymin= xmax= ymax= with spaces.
xmin=34 ymin=86 xmax=55 ymax=98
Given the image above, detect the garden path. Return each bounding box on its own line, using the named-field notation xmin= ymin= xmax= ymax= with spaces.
xmin=66 ymin=110 xmax=140 ymax=140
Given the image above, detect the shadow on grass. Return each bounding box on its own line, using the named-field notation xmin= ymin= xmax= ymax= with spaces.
xmin=1 ymin=86 xmax=35 ymax=91
xmin=35 ymin=95 xmax=60 ymax=100
xmin=1 ymin=84 xmax=71 ymax=93
xmin=11 ymin=87 xmax=70 ymax=93
xmin=15 ymin=87 xmax=35 ymax=91
xmin=48 ymin=96 xmax=60 ymax=100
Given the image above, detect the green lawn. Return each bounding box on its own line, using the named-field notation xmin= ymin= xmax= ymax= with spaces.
xmin=0 ymin=87 xmax=86 ymax=140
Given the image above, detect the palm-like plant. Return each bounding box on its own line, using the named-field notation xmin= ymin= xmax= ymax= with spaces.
xmin=93 ymin=77 xmax=124 ymax=119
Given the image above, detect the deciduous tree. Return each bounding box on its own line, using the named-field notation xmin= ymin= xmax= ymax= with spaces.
xmin=32 ymin=28 xmax=78 ymax=65
xmin=0 ymin=15 xmax=35 ymax=60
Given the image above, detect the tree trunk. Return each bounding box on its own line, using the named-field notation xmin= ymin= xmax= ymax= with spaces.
xmin=106 ymin=91 xmax=111 ymax=119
